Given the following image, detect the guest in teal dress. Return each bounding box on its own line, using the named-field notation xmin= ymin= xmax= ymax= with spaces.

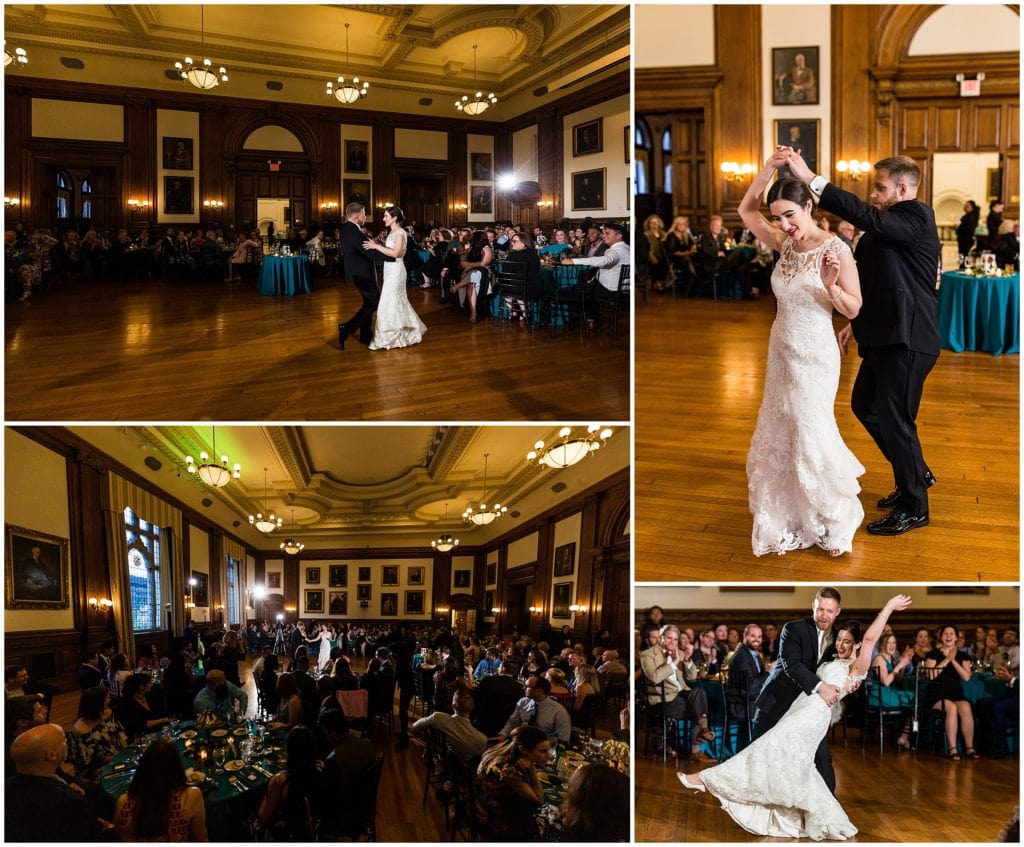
xmin=871 ymin=633 xmax=916 ymax=748
xmin=539 ymin=229 xmax=573 ymax=258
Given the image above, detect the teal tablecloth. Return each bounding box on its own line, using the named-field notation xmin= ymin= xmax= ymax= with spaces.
xmin=962 ymin=673 xmax=1009 ymax=704
xmin=258 ymin=255 xmax=313 ymax=296
xmin=937 ymin=271 xmax=1019 ymax=355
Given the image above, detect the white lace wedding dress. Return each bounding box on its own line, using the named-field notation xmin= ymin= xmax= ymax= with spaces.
xmin=699 ymin=658 xmax=863 ymax=840
xmin=318 ymin=630 xmax=332 ymax=671
xmin=369 ymin=230 xmax=426 ymax=350
xmin=747 ymin=235 xmax=864 ymax=555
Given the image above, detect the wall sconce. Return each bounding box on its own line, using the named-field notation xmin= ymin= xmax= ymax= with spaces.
xmin=535 ymin=200 xmax=553 ymax=209
xmin=528 ymin=605 xmax=543 ymax=614
xmin=490 ymin=607 xmax=500 ymax=615
xmin=720 ymin=162 xmax=754 ymax=182
xmin=202 ymin=199 xmax=224 ymax=210
xmin=284 ymin=605 xmax=296 ymax=613
xmin=4 ymin=196 xmax=20 ymax=209
xmin=185 ymin=601 xmax=196 ymax=609
xmin=454 ymin=202 xmax=468 ymax=212
xmin=127 ymin=199 xmax=150 ymax=211
xmin=215 ymin=604 xmax=225 ymax=611
xmin=89 ymin=597 xmax=113 ymax=611
xmin=320 ymin=201 xmax=339 ymax=211
xmin=569 ymin=603 xmax=588 ymax=615
xmin=836 ymin=160 xmax=869 ymax=181
xmin=376 ymin=201 xmax=393 ymax=209
xmin=436 ymin=605 xmax=450 ymax=615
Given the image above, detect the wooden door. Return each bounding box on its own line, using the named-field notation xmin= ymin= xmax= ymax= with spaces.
xmin=398 ymin=177 xmax=443 ymax=230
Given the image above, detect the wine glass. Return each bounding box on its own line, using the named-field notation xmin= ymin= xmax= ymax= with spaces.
xmin=214 ymin=745 xmax=227 ymax=771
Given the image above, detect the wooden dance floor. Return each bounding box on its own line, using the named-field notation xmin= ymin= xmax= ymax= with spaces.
xmin=637 ymin=742 xmax=1020 ymax=842
xmin=635 ymin=296 xmax=1019 ymax=582
xmin=5 ymin=275 xmax=629 ymax=421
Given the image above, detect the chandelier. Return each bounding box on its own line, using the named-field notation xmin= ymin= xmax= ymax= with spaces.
xmin=249 ymin=468 xmax=282 ymax=534
xmin=528 ymin=425 xmax=614 ymax=469
xmin=186 ymin=426 xmax=240 ymax=488
xmin=431 ymin=503 xmax=460 ymax=552
xmin=279 ymin=509 xmax=305 ymax=555
xmin=175 ymin=6 xmax=228 ymax=90
xmin=455 ymin=45 xmax=496 ymax=116
xmin=463 ymin=453 xmax=507 ymax=526
xmin=4 ymin=42 xmax=28 ymax=67
xmin=326 ymin=23 xmax=369 ymax=104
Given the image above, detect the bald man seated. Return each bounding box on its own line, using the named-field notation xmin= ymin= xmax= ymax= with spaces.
xmin=192 ymin=668 xmax=248 ymax=722
xmin=6 ymin=723 xmax=104 ymax=841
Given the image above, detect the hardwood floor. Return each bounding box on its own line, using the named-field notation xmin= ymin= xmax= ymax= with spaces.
xmin=637 ymin=736 xmax=1020 ymax=842
xmin=635 ymin=295 xmax=1019 ymax=582
xmin=5 ymin=275 xmax=629 ymax=421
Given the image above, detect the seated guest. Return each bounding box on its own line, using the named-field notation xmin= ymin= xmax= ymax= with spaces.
xmin=75 ymin=652 xmax=103 ymax=691
xmin=500 ymin=675 xmax=571 ymax=745
xmin=5 ymin=664 xmax=59 ymax=712
xmin=908 ymin=627 xmax=933 ymax=671
xmin=116 ymin=674 xmax=169 ymax=740
xmin=538 ymin=761 xmax=630 ymax=842
xmin=257 ymin=654 xmax=281 ymax=716
xmin=582 ymin=225 xmax=607 ymax=258
xmin=5 ymin=694 xmax=48 ymax=776
xmin=474 ymin=726 xmax=550 ymax=840
xmin=725 ymin=624 xmax=771 ymax=745
xmin=319 ymin=711 xmax=375 ymax=836
xmin=161 ymin=653 xmax=196 ymax=721
xmin=870 ymin=633 xmax=916 ymax=749
xmin=65 ymin=686 xmax=127 ymax=783
xmin=923 ymin=624 xmax=978 ymax=760
xmin=992 ymin=628 xmax=1020 ymax=675
xmin=256 ymin=726 xmax=324 ymax=841
xmin=597 ymin=650 xmax=627 ymax=680
xmin=291 ymin=655 xmax=317 ymax=706
xmin=449 ymin=230 xmax=494 ymax=323
xmin=472 ymin=660 xmax=523 ymax=737
xmin=192 ymin=669 xmax=247 ymax=722
xmin=15 ymin=229 xmax=59 ymax=301
xmin=694 ymin=629 xmax=722 ymax=674
xmin=640 ymin=625 xmax=716 ymax=762
xmin=502 ymin=232 xmax=544 ymax=320
xmin=114 ymin=738 xmax=206 ymax=841
xmin=220 ymin=630 xmax=243 ymax=687
xmin=282 ymin=227 xmax=304 ymax=254
xmin=474 ymin=647 xmax=502 ymax=681
xmin=331 ymin=655 xmax=360 ymax=691
xmin=433 ymin=656 xmax=468 ymax=715
xmin=640 ymin=606 xmax=666 ymax=641
xmin=225 ymin=230 xmax=261 ymax=281
xmin=988 ymin=662 xmax=1020 ymax=758
xmin=412 ymin=689 xmax=487 ymax=764
xmin=6 ymin=724 xmax=104 ymax=842
xmin=272 ymin=673 xmax=304 ymax=730
xmin=106 ymin=653 xmax=131 ymax=699
xmin=418 ymin=229 xmax=452 ymax=289
xmin=540 ymin=228 xmax=573 ymax=257
xmin=570 ymin=665 xmax=601 ymax=720
xmin=992 ymin=219 xmax=1019 ymax=269
xmin=561 ymin=222 xmax=630 ymax=323
xmin=520 ymin=649 xmax=549 ymax=681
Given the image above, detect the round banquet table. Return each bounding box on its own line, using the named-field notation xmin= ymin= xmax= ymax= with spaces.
xmin=257 ymin=255 xmax=313 ymax=296
xmin=937 ymin=270 xmax=1019 ymax=355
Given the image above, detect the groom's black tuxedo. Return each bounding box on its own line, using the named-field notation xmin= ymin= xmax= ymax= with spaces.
xmin=339 ymin=220 xmax=380 ymax=342
xmin=752 ymin=617 xmax=837 ymax=793
xmin=818 ymin=183 xmax=941 ymax=516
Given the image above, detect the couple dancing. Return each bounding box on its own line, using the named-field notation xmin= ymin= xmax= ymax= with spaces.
xmin=336 ymin=202 xmax=426 ymax=351
xmin=679 ymin=588 xmax=913 ymax=840
xmin=744 ymin=148 xmax=940 ymax=556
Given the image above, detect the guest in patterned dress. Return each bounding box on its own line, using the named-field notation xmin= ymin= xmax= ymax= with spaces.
xmin=65 ymin=686 xmax=127 ymax=783
xmin=474 ymin=725 xmax=550 ymax=841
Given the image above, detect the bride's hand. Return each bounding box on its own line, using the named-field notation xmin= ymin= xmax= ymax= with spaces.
xmin=361 ymin=240 xmax=376 ymax=250
xmin=885 ymin=594 xmax=913 ymax=613
xmin=820 ymin=251 xmax=841 ymax=288
xmin=764 ymin=146 xmax=789 ymax=170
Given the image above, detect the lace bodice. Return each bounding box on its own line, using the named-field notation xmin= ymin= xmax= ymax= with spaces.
xmin=817 ymin=658 xmax=866 ymax=697
xmin=772 ymin=235 xmax=851 ymax=321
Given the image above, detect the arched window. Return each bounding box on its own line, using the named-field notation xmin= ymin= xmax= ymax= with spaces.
xmin=81 ymin=177 xmax=93 ymax=220
xmin=662 ymin=129 xmax=673 ymax=192
xmin=56 ymin=169 xmax=73 ymax=220
xmin=124 ymin=507 xmax=162 ymax=632
xmin=635 ymin=118 xmax=653 ymax=195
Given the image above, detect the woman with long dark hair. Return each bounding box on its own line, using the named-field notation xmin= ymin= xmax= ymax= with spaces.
xmin=273 ymin=672 xmax=303 ymax=730
xmin=739 ymin=150 xmax=864 ymax=557
xmin=114 ymin=738 xmax=207 ymax=841
xmin=923 ymin=624 xmax=978 ymax=760
xmin=475 ymin=725 xmax=551 ymax=840
xmin=256 ymin=726 xmax=324 ymax=840
xmin=66 ymin=686 xmax=127 ymax=782
xmin=451 ymin=229 xmax=494 ymax=323
xmin=542 ymin=762 xmax=629 ymax=841
xmin=955 ymin=200 xmax=980 ymax=257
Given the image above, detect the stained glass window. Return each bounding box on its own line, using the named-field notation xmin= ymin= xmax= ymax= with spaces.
xmin=124 ymin=506 xmax=161 ymax=632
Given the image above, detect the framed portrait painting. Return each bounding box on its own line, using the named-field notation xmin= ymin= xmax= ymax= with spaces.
xmin=304 ymin=589 xmax=324 ymax=614
xmin=552 ymin=582 xmax=573 ymax=619
xmin=772 ymin=46 xmax=819 ymax=106
xmin=306 ymin=566 xmax=321 ymax=585
xmin=471 ymin=152 xmax=493 ymax=181
xmin=774 ymin=119 xmax=819 ymax=177
xmin=380 ymin=592 xmax=398 ymax=616
xmin=484 ymin=589 xmax=495 ymax=617
xmin=164 ymin=176 xmax=193 ymax=214
xmin=553 ymin=542 xmax=576 ymax=578
xmin=573 ymin=118 xmax=603 ymax=157
xmin=408 ymin=566 xmax=424 ymax=586
xmin=454 ymin=569 xmax=470 ymax=589
xmin=470 ymin=185 xmax=492 ymax=214
xmin=486 ymin=562 xmax=497 ymax=586
xmin=163 ymin=137 xmax=194 ymax=171
xmin=5 ymin=524 xmax=70 ymax=610
xmin=329 ymin=565 xmax=347 ymax=587
xmin=382 ymin=566 xmax=399 ymax=586
xmin=190 ymin=570 xmax=209 ymax=607
xmin=358 ymin=566 xmax=371 ymax=582
xmin=328 ymin=590 xmax=347 ymax=615
xmin=266 ymin=571 xmax=281 ymax=590
xmin=357 ymin=584 xmax=371 ymax=601
xmin=571 ymin=169 xmax=605 ymax=212
xmin=405 ymin=590 xmax=424 ymax=614
xmin=343 ymin=179 xmax=370 ymax=208
xmin=345 ymin=139 xmax=369 ymax=174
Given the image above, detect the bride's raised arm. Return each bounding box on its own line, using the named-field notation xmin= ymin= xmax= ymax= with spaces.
xmin=737 ymin=148 xmax=790 ymax=254
xmin=852 ymin=594 xmax=913 ymax=677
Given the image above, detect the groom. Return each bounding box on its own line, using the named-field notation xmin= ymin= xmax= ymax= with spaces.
xmin=784 ymin=150 xmax=940 ymax=536
xmin=337 ymin=202 xmax=380 ymax=349
xmin=751 ymin=586 xmax=842 ymax=794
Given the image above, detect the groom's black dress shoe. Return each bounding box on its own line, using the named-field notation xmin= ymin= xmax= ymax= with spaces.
xmin=337 ymin=324 xmax=350 ymax=349
xmin=876 ymin=471 xmax=936 ymax=508
xmin=866 ymin=508 xmax=929 ymax=536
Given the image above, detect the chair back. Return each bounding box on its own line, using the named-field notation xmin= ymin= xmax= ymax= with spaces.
xmin=355 ymin=753 xmax=385 ymax=838
xmin=336 ymin=688 xmax=368 ymax=720
xmin=495 ymin=261 xmax=528 ymax=297
xmin=616 ymin=263 xmax=631 ymax=294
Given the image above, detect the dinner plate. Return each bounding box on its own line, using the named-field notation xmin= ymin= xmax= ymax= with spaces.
xmin=537 ymin=771 xmax=550 ymax=784
xmin=232 ymin=727 xmax=248 ymax=736
xmin=565 ymin=751 xmax=585 ymax=761
xmin=225 ymin=760 xmax=245 ymax=772
xmin=187 ymin=771 xmax=206 ymax=783
xmin=210 ymin=729 xmax=229 ymax=738
xmin=180 ymin=730 xmax=198 ymax=739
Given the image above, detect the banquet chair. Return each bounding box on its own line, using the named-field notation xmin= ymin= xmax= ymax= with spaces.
xmin=570 ymin=694 xmax=600 ymax=734
xmin=336 ymin=688 xmax=369 ymax=735
xmin=492 ymin=261 xmax=536 ymax=330
xmin=724 ymin=667 xmax=755 ymax=756
xmin=421 ymin=726 xmax=451 ymax=822
xmin=601 ymin=672 xmax=629 ymax=715
xmin=546 ymin=264 xmax=587 ymax=335
xmin=584 ymin=264 xmax=631 ymax=341
xmin=447 ymin=751 xmax=486 ymax=842
xmin=321 ymin=753 xmax=385 ymax=841
xmin=861 ymin=668 xmax=910 ymax=755
xmin=412 ymin=670 xmax=431 ymax=717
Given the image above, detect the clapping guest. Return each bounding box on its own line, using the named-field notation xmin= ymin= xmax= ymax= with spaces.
xmin=114 ymin=738 xmax=207 ymax=841
xmin=924 ymin=625 xmax=978 ymax=760
xmin=474 ymin=726 xmax=550 ymax=840
xmin=65 ymin=687 xmax=127 ymax=783
xmin=694 ymin=629 xmax=722 ymax=674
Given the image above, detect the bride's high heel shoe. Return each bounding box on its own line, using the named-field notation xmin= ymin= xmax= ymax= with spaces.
xmin=677 ymin=772 xmax=706 ymax=793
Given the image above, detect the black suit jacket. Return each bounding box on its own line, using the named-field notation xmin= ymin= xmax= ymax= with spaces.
xmin=753 ymin=617 xmax=835 ymax=726
xmin=818 ymin=183 xmax=940 ymax=356
xmin=728 ymin=646 xmax=770 ymax=703
xmin=340 ymin=221 xmax=376 ymax=283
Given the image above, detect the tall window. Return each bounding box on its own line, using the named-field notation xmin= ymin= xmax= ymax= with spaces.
xmin=125 ymin=507 xmax=162 ymax=632
xmin=81 ymin=177 xmax=93 ymax=220
xmin=635 ymin=120 xmax=652 ymax=195
xmin=662 ymin=128 xmax=673 ymax=193
xmin=226 ymin=557 xmax=238 ymax=625
xmin=57 ymin=169 xmax=73 ymax=221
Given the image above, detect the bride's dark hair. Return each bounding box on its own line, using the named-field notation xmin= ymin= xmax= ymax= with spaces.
xmin=837 ymin=620 xmax=864 ymax=644
xmin=767 ymin=177 xmax=816 ymax=210
xmin=384 ymin=205 xmax=405 ymax=224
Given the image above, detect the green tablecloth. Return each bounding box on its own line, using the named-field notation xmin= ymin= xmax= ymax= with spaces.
xmin=937 ymin=271 xmax=1019 ymax=355
xmin=258 ymin=255 xmax=313 ymax=296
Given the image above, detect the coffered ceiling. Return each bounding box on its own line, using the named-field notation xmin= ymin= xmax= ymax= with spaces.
xmin=67 ymin=425 xmax=628 ymax=549
xmin=3 ymin=4 xmax=630 ymax=119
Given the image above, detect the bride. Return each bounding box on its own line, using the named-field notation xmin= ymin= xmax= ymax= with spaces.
xmin=362 ymin=206 xmax=427 ymax=350
xmin=741 ymin=148 xmax=865 ymax=556
xmin=679 ymin=593 xmax=912 ymax=840
xmin=317 ymin=624 xmax=332 ymax=672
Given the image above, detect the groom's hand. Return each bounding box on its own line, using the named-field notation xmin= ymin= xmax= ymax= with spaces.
xmin=837 ymin=324 xmax=853 ymax=355
xmin=784 ymin=149 xmax=815 ymax=184
xmin=817 ymin=683 xmax=841 ymax=706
